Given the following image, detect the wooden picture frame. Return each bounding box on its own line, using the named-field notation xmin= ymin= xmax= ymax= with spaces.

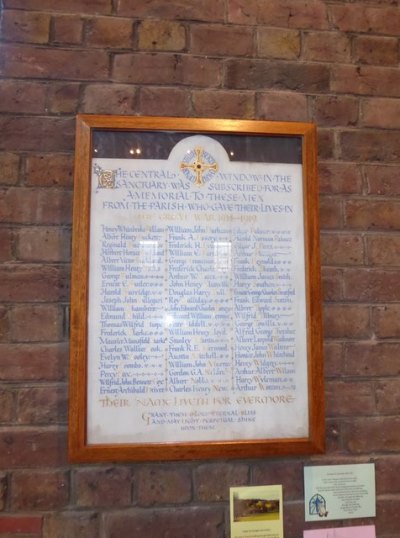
xmin=69 ymin=115 xmax=324 ymax=462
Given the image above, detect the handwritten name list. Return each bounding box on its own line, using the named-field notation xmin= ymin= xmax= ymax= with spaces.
xmin=88 ymin=136 xmax=308 ymax=444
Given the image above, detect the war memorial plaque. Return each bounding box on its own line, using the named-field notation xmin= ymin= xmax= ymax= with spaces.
xmin=69 ymin=116 xmax=324 ymax=462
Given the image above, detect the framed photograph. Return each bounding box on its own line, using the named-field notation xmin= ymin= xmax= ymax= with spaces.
xmin=69 ymin=115 xmax=324 ymax=462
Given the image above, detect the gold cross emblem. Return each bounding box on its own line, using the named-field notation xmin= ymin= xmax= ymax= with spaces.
xmin=180 ymin=147 xmax=218 ymax=186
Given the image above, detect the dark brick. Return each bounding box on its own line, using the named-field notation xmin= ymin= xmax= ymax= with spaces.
xmin=192 ymin=90 xmax=255 ymax=119
xmin=138 ymin=87 xmax=191 ymax=117
xmin=345 ymin=342 xmax=400 ymax=376
xmin=225 ymin=59 xmax=330 ymax=91
xmin=136 ymin=466 xmax=192 ymax=506
xmin=0 ymin=153 xmax=19 ymax=185
xmin=257 ymin=91 xmax=308 ymax=122
xmin=82 ymin=84 xmax=136 ymax=114
xmin=75 ymin=467 xmax=132 ymax=507
xmin=0 ymin=81 xmax=47 ymax=114
xmin=0 ymin=429 xmax=67 ymax=468
xmin=43 ymin=513 xmax=99 ymax=538
xmin=324 ymin=304 xmax=370 ymax=339
xmin=0 ymin=44 xmax=109 ymax=81
xmin=0 ymin=117 xmax=74 ymax=152
xmin=117 ymin=0 xmax=225 ymax=21
xmin=25 ymin=154 xmax=73 ymax=187
xmin=3 ymin=0 xmax=111 ymax=14
xmin=17 ymin=386 xmax=67 ymax=424
xmin=195 ymin=463 xmax=248 ymax=501
xmin=0 ymin=10 xmax=50 ymax=44
xmin=104 ymin=507 xmax=224 ymax=538
xmin=191 ymin=24 xmax=253 ymax=57
xmin=0 ymin=343 xmax=68 ymax=382
xmin=252 ymin=460 xmax=303 ymax=500
xmin=0 ymin=265 xmax=69 ymax=302
xmin=9 ymin=304 xmax=63 ymax=342
xmin=11 ymin=471 xmax=69 ymax=510
xmin=0 ymin=188 xmax=72 ymax=224
xmin=326 ymin=380 xmax=375 ymax=417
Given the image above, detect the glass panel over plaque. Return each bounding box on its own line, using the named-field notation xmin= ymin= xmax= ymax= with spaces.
xmin=87 ymin=129 xmax=308 ymax=445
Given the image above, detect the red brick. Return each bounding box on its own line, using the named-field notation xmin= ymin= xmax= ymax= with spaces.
xmin=376 ymin=499 xmax=400 ymax=535
xmin=376 ymin=379 xmax=400 ymax=414
xmin=318 ymin=162 xmax=362 ymax=194
xmin=17 ymin=386 xmax=67 ymax=424
xmin=104 ymin=507 xmax=224 ymax=538
xmin=26 ymin=154 xmax=73 ymax=187
xmin=82 ymin=84 xmax=136 ymax=114
xmin=225 ymin=59 xmax=330 ymax=92
xmin=345 ymin=342 xmax=400 ymax=376
xmin=1 ymin=10 xmax=50 ymax=44
xmin=0 ymin=516 xmax=42 ymax=534
xmin=0 ymin=343 xmax=68 ymax=381
xmin=181 ymin=55 xmax=222 ymax=87
xmin=361 ymin=97 xmax=400 ymax=129
xmin=322 ymin=267 xmax=343 ymax=301
xmin=367 ymin=235 xmax=400 ymax=266
xmin=17 ymin=227 xmax=70 ymax=263
xmin=252 ymin=461 xmax=303 ymax=500
xmin=138 ymin=87 xmax=191 ymax=117
xmin=330 ymin=4 xmax=400 ymax=35
xmin=320 ymin=233 xmax=364 ymax=265
xmin=86 ymin=16 xmax=133 ymax=48
xmin=138 ymin=20 xmax=185 ymax=52
xmin=345 ymin=199 xmax=400 ymax=230
xmin=192 ymin=90 xmax=254 ymax=119
xmin=344 ymin=417 xmax=400 ymax=453
xmin=0 ymin=265 xmax=69 ymax=302
xmin=0 ymin=81 xmax=47 ymax=114
xmin=136 ymin=467 xmax=191 ymax=506
xmin=48 ymin=83 xmax=80 ymax=114
xmin=0 ymin=388 xmax=14 ymax=422
xmin=365 ymin=164 xmax=400 ymax=195
xmin=313 ymin=96 xmax=358 ymax=127
xmin=257 ymin=28 xmax=300 ymax=60
xmin=0 ymin=474 xmax=7 ymax=510
xmin=0 ymin=117 xmax=74 ymax=152
xmin=43 ymin=513 xmax=99 ymax=538
xmin=324 ymin=304 xmax=370 ymax=339
xmin=319 ymin=197 xmax=343 ymax=229
xmin=9 ymin=305 xmax=64 ymax=342
xmin=332 ymin=65 xmax=400 ymax=97
xmin=0 ymin=188 xmax=72 ymax=224
xmin=0 ymin=153 xmax=19 ymax=186
xmin=353 ymin=35 xmax=398 ymax=66
xmin=324 ymin=342 xmax=343 ymax=377
xmin=284 ymin=502 xmax=334 ymax=536
xmin=113 ymin=53 xmax=222 ymax=87
xmin=326 ymin=380 xmax=375 ymax=417
xmin=3 ymin=0 xmax=111 ymax=14
xmin=341 ymin=130 xmax=400 ymax=162
xmin=230 ymin=0 xmax=329 ymax=28
xmin=0 ymin=429 xmax=67 ymax=468
xmin=373 ymin=305 xmax=400 ymax=338
xmin=191 ymin=24 xmax=253 ymax=57
xmin=228 ymin=0 xmax=258 ymax=24
xmin=0 ymin=306 xmax=10 ymax=342
xmin=11 ymin=471 xmax=69 ymax=510
xmin=117 ymin=0 xmax=225 ymax=21
xmin=195 ymin=463 xmax=248 ymax=501
xmin=52 ymin=15 xmax=83 ymax=45
xmin=0 ymin=44 xmax=109 ymax=81
xmin=0 ymin=228 xmax=14 ymax=262
xmin=257 ymin=91 xmax=308 ymax=122
xmin=304 ymin=32 xmax=350 ymax=63
xmin=318 ymin=130 xmax=336 ymax=162
xmin=345 ymin=268 xmax=400 ymax=301
xmin=375 ymin=457 xmax=400 ymax=494
xmin=75 ymin=467 xmax=132 ymax=507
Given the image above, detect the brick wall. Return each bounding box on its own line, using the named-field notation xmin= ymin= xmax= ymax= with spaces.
xmin=0 ymin=0 xmax=399 ymax=536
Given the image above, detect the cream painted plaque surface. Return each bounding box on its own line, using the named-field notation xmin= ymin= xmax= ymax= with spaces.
xmin=87 ymin=135 xmax=308 ymax=444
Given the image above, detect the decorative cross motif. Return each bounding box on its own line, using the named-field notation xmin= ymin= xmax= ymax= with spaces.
xmin=180 ymin=147 xmax=218 ymax=186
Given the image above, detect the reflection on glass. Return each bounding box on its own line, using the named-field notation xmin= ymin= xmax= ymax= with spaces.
xmin=139 ymin=240 xmax=159 ymax=270
xmin=164 ymin=313 xmax=174 ymax=327
xmin=214 ymin=241 xmax=232 ymax=273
